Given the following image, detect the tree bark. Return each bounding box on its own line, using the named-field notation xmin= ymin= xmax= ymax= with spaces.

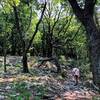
xmin=22 ymin=53 xmax=29 ymax=73
xmin=11 ymin=32 xmax=16 ymax=55
xmin=3 ymin=33 xmax=7 ymax=72
xmin=42 ymin=21 xmax=46 ymax=57
xmin=46 ymin=17 xmax=52 ymax=57
xmin=42 ymin=32 xmax=46 ymax=57
xmin=84 ymin=17 xmax=100 ymax=86
xmin=46 ymin=32 xmax=52 ymax=57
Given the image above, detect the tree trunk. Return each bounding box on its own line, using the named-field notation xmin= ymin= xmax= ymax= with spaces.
xmin=4 ymin=49 xmax=7 ymax=73
xmin=46 ymin=2 xmax=52 ymax=58
xmin=11 ymin=32 xmax=16 ymax=55
xmin=46 ymin=34 xmax=52 ymax=57
xmin=22 ymin=40 xmax=29 ymax=73
xmin=42 ymin=32 xmax=46 ymax=57
xmin=46 ymin=22 xmax=52 ymax=57
xmin=53 ymin=57 xmax=61 ymax=73
xmin=84 ymin=17 xmax=100 ymax=87
xmin=3 ymin=35 xmax=7 ymax=72
xmin=22 ymin=53 xmax=29 ymax=73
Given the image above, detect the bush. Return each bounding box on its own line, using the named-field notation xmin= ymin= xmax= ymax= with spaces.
xmin=8 ymin=82 xmax=32 ymax=100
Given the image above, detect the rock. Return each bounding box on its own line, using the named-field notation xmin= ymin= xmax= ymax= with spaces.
xmin=55 ymin=95 xmax=62 ymax=100
xmin=74 ymin=90 xmax=81 ymax=94
xmin=63 ymin=91 xmax=72 ymax=97
xmin=88 ymin=91 xmax=95 ymax=96
xmin=5 ymin=86 xmax=11 ymax=90
xmin=42 ymin=94 xmax=53 ymax=100
xmin=0 ymin=95 xmax=5 ymax=99
xmin=64 ymin=86 xmax=70 ymax=91
xmin=61 ymin=69 xmax=68 ymax=78
xmin=0 ymin=59 xmax=3 ymax=62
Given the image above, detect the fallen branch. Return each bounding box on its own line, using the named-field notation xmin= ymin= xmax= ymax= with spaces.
xmin=37 ymin=57 xmax=61 ymax=73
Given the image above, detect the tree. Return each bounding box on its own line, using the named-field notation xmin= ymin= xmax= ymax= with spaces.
xmin=67 ymin=0 xmax=100 ymax=87
xmin=14 ymin=1 xmax=47 ymax=73
xmin=40 ymin=1 xmax=74 ymax=58
xmin=0 ymin=2 xmax=13 ymax=72
xmin=0 ymin=0 xmax=47 ymax=73
xmin=38 ymin=2 xmax=73 ymax=72
xmin=22 ymin=1 xmax=47 ymax=72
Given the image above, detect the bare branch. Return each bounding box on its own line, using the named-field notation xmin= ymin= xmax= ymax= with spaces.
xmin=63 ymin=14 xmax=73 ymax=36
xmin=58 ymin=14 xmax=73 ymax=36
xmin=26 ymin=2 xmax=47 ymax=53
xmin=51 ymin=6 xmax=62 ymax=34
xmin=44 ymin=14 xmax=49 ymax=25
xmin=65 ymin=25 xmax=82 ymax=43
xmin=42 ymin=21 xmax=46 ymax=35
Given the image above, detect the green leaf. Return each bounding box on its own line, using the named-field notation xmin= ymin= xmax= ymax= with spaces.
xmin=53 ymin=0 xmax=64 ymax=4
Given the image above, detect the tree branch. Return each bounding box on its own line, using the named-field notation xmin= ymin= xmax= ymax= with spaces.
xmin=51 ymin=6 xmax=62 ymax=33
xmin=25 ymin=2 xmax=47 ymax=53
xmin=65 ymin=25 xmax=82 ymax=43
xmin=68 ymin=0 xmax=84 ymax=21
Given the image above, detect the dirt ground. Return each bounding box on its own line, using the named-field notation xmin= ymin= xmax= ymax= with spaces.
xmin=0 ymin=56 xmax=99 ymax=100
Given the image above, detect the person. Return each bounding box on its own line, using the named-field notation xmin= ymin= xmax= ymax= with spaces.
xmin=72 ymin=67 xmax=80 ymax=86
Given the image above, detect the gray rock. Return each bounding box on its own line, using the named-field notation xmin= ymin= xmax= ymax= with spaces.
xmin=5 ymin=86 xmax=11 ymax=90
xmin=0 ymin=95 xmax=5 ymax=100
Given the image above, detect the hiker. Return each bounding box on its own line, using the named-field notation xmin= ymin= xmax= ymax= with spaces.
xmin=72 ymin=67 xmax=80 ymax=86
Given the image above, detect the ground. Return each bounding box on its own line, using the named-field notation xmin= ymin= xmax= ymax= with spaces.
xmin=0 ymin=56 xmax=100 ymax=100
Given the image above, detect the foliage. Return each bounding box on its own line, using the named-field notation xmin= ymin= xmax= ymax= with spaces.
xmin=8 ymin=82 xmax=32 ymax=100
xmin=7 ymin=81 xmax=47 ymax=100
xmin=33 ymin=85 xmax=47 ymax=100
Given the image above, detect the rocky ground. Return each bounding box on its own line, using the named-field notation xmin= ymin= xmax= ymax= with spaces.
xmin=0 ymin=56 xmax=99 ymax=100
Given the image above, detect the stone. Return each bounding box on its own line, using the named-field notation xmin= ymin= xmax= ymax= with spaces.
xmin=0 ymin=95 xmax=5 ymax=99
xmin=5 ymin=86 xmax=11 ymax=90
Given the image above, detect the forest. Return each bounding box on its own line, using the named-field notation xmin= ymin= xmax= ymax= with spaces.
xmin=0 ymin=0 xmax=100 ymax=99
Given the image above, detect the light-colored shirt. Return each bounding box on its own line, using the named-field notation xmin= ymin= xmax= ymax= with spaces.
xmin=72 ymin=68 xmax=80 ymax=76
